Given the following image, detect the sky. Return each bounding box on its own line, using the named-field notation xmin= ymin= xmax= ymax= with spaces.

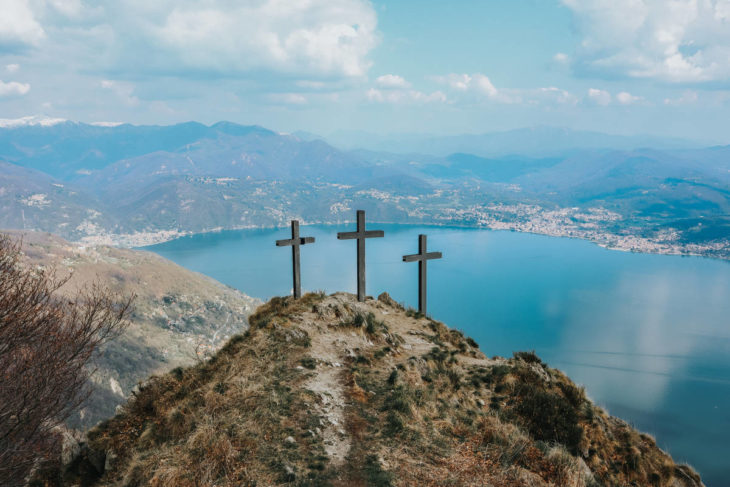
xmin=1 ymin=0 xmax=730 ymax=142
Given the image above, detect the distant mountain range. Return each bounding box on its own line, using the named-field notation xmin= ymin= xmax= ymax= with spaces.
xmin=314 ymin=126 xmax=708 ymax=157
xmin=1 ymin=120 xmax=728 ymax=259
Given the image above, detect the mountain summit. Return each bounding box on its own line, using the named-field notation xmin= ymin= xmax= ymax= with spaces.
xmin=58 ymin=292 xmax=703 ymax=487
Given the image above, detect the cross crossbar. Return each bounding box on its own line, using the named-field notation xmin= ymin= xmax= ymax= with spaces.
xmin=402 ymin=234 xmax=442 ymax=315
xmin=275 ymin=220 xmax=315 ymax=299
xmin=403 ymin=251 xmax=442 ymax=262
xmin=337 ymin=230 xmax=384 ymax=240
xmin=276 ymin=236 xmax=315 ymax=247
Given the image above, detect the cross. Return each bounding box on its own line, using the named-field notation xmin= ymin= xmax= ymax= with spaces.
xmin=276 ymin=220 xmax=315 ymax=299
xmin=402 ymin=234 xmax=442 ymax=315
xmin=337 ymin=210 xmax=384 ymax=302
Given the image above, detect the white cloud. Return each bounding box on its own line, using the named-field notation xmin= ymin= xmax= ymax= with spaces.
xmin=101 ymin=79 xmax=139 ymax=106
xmin=366 ymin=88 xmax=446 ymax=104
xmin=664 ymin=90 xmax=699 ymax=105
xmin=153 ymin=0 xmax=377 ymax=78
xmin=588 ymin=88 xmax=612 ymax=105
xmin=433 ymin=73 xmax=579 ymax=106
xmin=1 ymin=0 xmax=377 ymax=80
xmin=562 ymin=0 xmax=730 ymax=82
xmin=616 ymin=91 xmax=643 ymax=105
xmin=0 ymin=0 xmax=45 ymax=49
xmin=0 ymin=80 xmax=30 ymax=97
xmin=269 ymin=93 xmax=308 ymax=105
xmin=5 ymin=64 xmax=20 ymax=73
xmin=375 ymin=74 xmax=410 ymax=88
xmin=535 ymin=86 xmax=578 ymax=105
xmin=434 ymin=73 xmax=501 ymax=98
xmin=435 ymin=73 xmax=496 ymax=96
xmin=46 ymin=0 xmax=85 ymax=18
xmin=553 ymin=52 xmax=569 ymax=64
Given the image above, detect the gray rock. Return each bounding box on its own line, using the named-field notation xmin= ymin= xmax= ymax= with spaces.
xmin=283 ymin=464 xmax=296 ymax=482
xmin=104 ymin=449 xmax=118 ymax=472
xmin=61 ymin=431 xmax=81 ymax=466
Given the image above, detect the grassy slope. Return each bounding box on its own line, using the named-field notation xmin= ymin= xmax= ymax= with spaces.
xmin=65 ymin=293 xmax=702 ymax=487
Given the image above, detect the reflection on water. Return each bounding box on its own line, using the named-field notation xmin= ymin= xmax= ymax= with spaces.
xmin=144 ymin=225 xmax=730 ymax=486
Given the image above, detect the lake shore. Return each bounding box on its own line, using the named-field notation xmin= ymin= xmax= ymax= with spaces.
xmin=75 ymin=218 xmax=730 ymax=263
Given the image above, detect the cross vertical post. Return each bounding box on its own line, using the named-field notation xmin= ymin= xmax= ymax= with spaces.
xmin=337 ymin=210 xmax=384 ymax=302
xmin=403 ymin=234 xmax=442 ymax=315
xmin=276 ymin=220 xmax=315 ymax=298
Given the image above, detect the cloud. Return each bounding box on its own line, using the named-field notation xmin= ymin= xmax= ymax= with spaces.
xmin=366 ymin=88 xmax=446 ymax=104
xmin=435 ymin=73 xmax=498 ymax=97
xmin=562 ymin=0 xmax=730 ymax=82
xmin=375 ymin=74 xmax=410 ymax=88
xmin=664 ymin=90 xmax=699 ymax=105
xmin=148 ymin=0 xmax=377 ymax=78
xmin=616 ymin=91 xmax=643 ymax=105
xmin=101 ymin=79 xmax=139 ymax=106
xmin=433 ymin=73 xmax=579 ymax=106
xmin=553 ymin=52 xmax=569 ymax=64
xmin=5 ymin=63 xmax=20 ymax=73
xmin=0 ymin=0 xmax=45 ymax=51
xmin=534 ymin=86 xmax=578 ymax=105
xmin=268 ymin=93 xmax=308 ymax=105
xmin=588 ymin=88 xmax=612 ymax=105
xmin=2 ymin=0 xmax=378 ymax=80
xmin=0 ymin=80 xmax=30 ymax=97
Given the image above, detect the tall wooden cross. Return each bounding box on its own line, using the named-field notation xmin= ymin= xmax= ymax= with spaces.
xmin=337 ymin=210 xmax=384 ymax=302
xmin=402 ymin=234 xmax=442 ymax=315
xmin=276 ymin=220 xmax=315 ymax=299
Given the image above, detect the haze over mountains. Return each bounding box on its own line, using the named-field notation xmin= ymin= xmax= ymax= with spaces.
xmin=314 ymin=126 xmax=708 ymax=157
xmin=1 ymin=119 xmax=728 ymax=258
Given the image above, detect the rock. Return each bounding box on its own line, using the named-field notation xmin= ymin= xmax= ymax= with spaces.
xmin=377 ymin=292 xmax=398 ymax=308
xmin=109 ymin=377 xmax=124 ymax=397
xmin=61 ymin=430 xmax=82 ymax=467
xmin=104 ymin=449 xmax=118 ymax=473
xmin=283 ymin=464 xmax=296 ymax=482
xmin=476 ymin=398 xmax=486 ymax=407
xmin=284 ymin=436 xmax=296 ymax=446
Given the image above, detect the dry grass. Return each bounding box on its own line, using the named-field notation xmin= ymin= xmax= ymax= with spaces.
xmin=61 ymin=292 xmax=702 ymax=487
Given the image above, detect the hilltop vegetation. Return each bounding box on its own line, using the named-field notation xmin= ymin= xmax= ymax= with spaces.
xmin=56 ymin=293 xmax=703 ymax=487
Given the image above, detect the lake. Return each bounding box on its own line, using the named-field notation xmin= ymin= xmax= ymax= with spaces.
xmin=143 ymin=224 xmax=730 ymax=486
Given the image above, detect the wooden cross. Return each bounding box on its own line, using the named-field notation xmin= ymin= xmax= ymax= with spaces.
xmin=403 ymin=234 xmax=442 ymax=315
xmin=337 ymin=210 xmax=384 ymax=302
xmin=276 ymin=220 xmax=315 ymax=299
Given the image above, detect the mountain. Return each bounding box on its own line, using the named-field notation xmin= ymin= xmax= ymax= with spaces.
xmin=1 ymin=121 xmax=728 ymax=260
xmin=326 ymin=126 xmax=706 ymax=157
xmin=86 ymin=131 xmax=379 ymax=189
xmin=0 ymin=161 xmax=110 ymax=239
xmin=0 ymin=120 xmax=274 ymax=180
xmin=56 ymin=292 xmax=704 ymax=486
xmin=8 ymin=230 xmax=261 ymax=429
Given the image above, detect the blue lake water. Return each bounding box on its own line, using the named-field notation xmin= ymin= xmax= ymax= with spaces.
xmin=143 ymin=224 xmax=730 ymax=486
